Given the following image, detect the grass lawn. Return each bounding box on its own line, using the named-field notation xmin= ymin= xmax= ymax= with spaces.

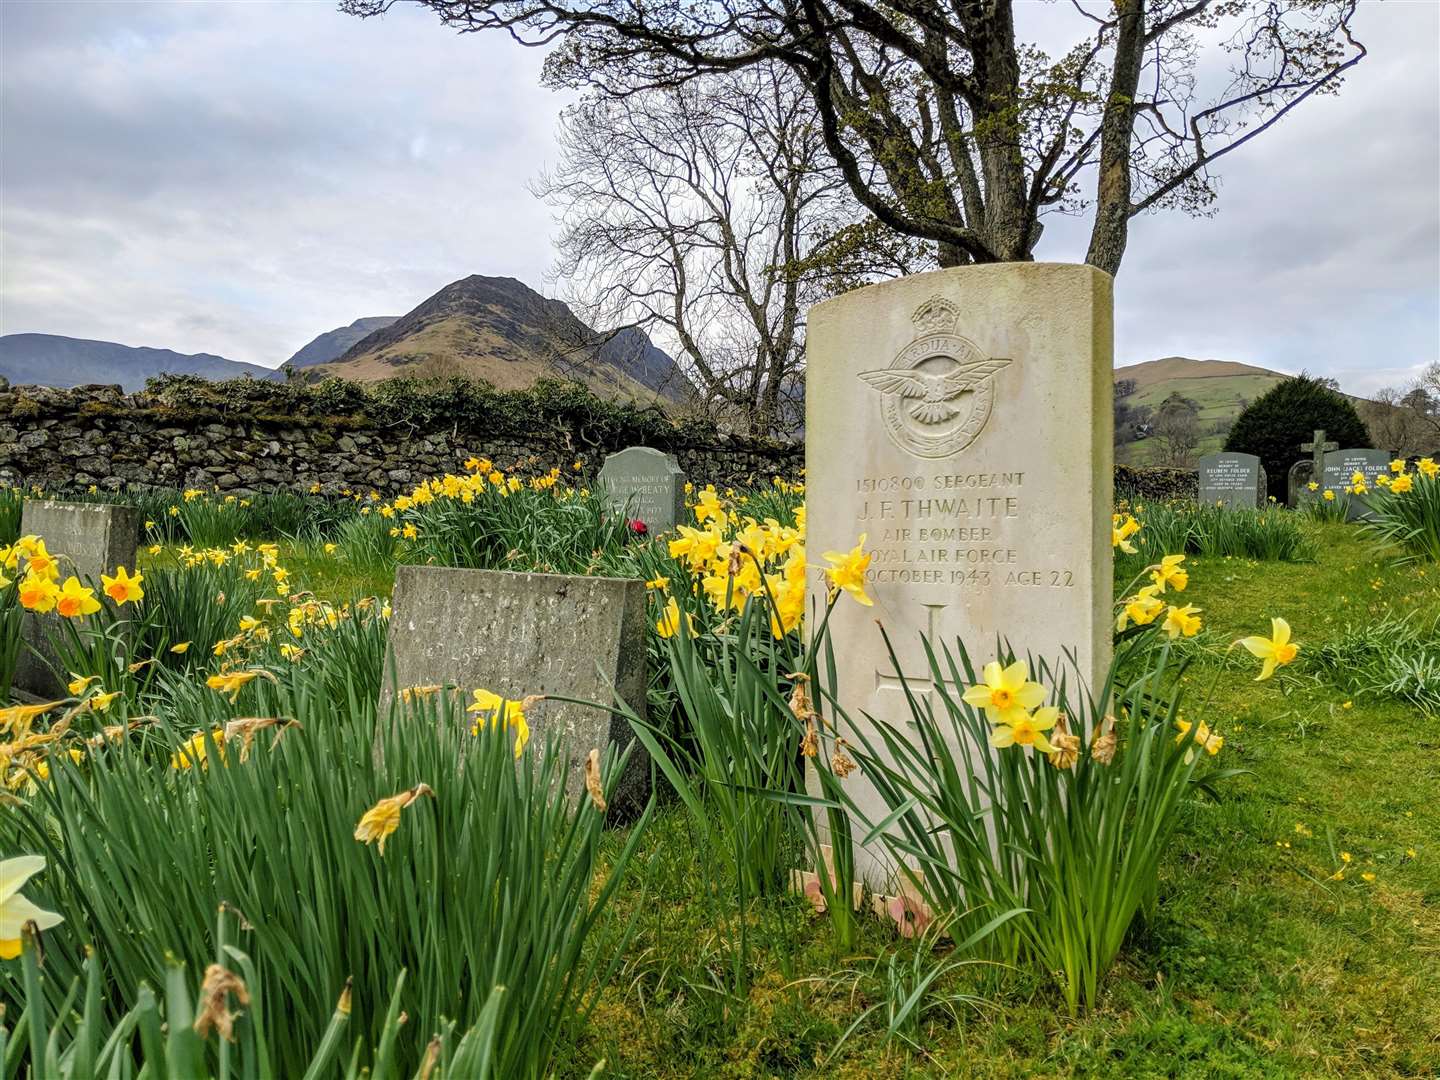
xmin=577 ymin=525 xmax=1438 ymax=1078
xmin=136 ymin=525 xmax=1439 ymax=1077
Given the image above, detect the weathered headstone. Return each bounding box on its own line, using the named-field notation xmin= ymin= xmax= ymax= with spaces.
xmin=1197 ymin=452 xmax=1266 ymax=509
xmin=15 ymin=500 xmax=141 ymax=697
xmin=806 ymin=263 xmax=1113 ymax=882
xmin=597 ymin=447 xmax=686 ymax=533
xmin=380 ymin=565 xmax=651 ymax=813
xmin=1287 ymin=460 xmax=1317 ymax=506
xmin=1321 ymin=448 xmax=1393 ymax=522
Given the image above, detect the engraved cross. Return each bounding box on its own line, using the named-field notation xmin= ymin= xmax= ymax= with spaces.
xmin=873 ymin=603 xmax=962 ymax=704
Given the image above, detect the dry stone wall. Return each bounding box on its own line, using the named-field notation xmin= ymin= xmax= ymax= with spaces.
xmin=2 ymin=380 xmax=1198 ymax=500
xmin=0 ymin=381 xmax=804 ymax=495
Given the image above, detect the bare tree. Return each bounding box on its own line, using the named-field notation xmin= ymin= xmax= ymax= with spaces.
xmin=533 ymin=66 xmax=919 ymax=434
xmin=346 ymin=0 xmax=1367 ymax=276
xmin=1359 ymin=363 xmax=1440 ymax=456
xmin=1152 ymin=391 xmax=1200 ymax=467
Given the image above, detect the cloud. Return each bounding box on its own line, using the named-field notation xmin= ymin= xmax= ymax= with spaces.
xmin=0 ymin=1 xmax=1435 ymax=394
xmin=1 ymin=1 xmax=567 ymax=365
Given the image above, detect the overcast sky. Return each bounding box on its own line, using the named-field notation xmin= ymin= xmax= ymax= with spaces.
xmin=1 ymin=1 xmax=1436 ymax=394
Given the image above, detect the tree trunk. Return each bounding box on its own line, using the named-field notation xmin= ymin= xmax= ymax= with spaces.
xmin=1085 ymin=0 xmax=1145 ymax=276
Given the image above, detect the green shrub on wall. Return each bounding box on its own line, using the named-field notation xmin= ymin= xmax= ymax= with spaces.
xmin=141 ymin=373 xmax=725 ymax=448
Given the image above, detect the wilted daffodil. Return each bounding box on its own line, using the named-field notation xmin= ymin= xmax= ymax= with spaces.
xmin=989 ymin=705 xmax=1059 ymax=753
xmin=822 ymin=535 xmax=873 ymax=607
xmin=1238 ymin=617 xmax=1299 ymax=681
xmin=354 ymin=782 xmax=434 ymax=856
xmin=0 ymin=856 xmax=64 ymax=959
xmin=962 ymin=660 xmax=1046 ymax=726
xmin=100 ymin=566 xmax=144 ymax=605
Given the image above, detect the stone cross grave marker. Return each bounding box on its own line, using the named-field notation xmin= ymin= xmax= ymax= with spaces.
xmin=805 ymin=263 xmax=1113 ymax=883
xmin=1301 ymin=429 xmax=1338 ymax=478
xmin=380 ymin=564 xmax=651 ymax=814
xmin=598 ymin=447 xmax=686 ymax=534
xmin=1197 ymin=452 xmax=1266 ymax=509
xmin=1321 ymin=448 xmax=1393 ymax=522
xmin=15 ymin=500 xmax=141 ymax=697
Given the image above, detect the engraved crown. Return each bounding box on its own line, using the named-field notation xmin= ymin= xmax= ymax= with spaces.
xmin=911 ymin=296 xmax=959 ymax=336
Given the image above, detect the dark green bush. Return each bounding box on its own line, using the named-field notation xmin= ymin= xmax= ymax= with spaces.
xmin=1224 ymin=374 xmax=1370 ymax=503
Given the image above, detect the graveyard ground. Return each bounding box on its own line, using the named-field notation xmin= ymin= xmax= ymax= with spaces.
xmin=214 ymin=525 xmax=1437 ymax=1079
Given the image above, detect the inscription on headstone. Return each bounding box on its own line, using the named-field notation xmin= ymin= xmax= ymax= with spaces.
xmin=1322 ymin=448 xmax=1393 ymax=522
xmin=15 ymin=500 xmax=141 ymax=697
xmin=1197 ymin=452 xmax=1266 ymax=509
xmin=380 ymin=565 xmax=651 ymax=813
xmin=806 ymin=263 xmax=1113 ymax=881
xmin=597 ymin=447 xmax=686 ymax=533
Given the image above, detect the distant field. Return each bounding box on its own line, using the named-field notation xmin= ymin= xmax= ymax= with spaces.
xmin=1117 ymin=369 xmax=1286 ymax=466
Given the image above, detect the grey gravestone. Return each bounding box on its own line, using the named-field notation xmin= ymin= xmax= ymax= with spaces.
xmin=1287 ymin=460 xmax=1317 ymax=507
xmin=380 ymin=565 xmax=651 ymax=814
xmin=1321 ymin=449 xmax=1393 ymax=522
xmin=15 ymin=500 xmax=141 ymax=697
xmin=1197 ymin=452 xmax=1266 ymax=509
xmin=597 ymin=447 xmax=685 ymax=533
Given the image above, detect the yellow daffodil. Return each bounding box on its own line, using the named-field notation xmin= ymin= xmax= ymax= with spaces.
xmin=87 ymin=691 xmax=121 ymax=712
xmin=1322 ymin=489 xmax=1336 ymax=502
xmin=1391 ymin=458 xmax=1406 ymax=473
xmin=354 ymin=783 xmax=434 ymax=856
xmin=0 ymin=856 xmax=64 ymax=959
xmin=655 ymin=596 xmax=694 ymax=639
xmin=1419 ymin=457 xmax=1438 ymax=478
xmin=171 ymin=727 xmax=227 ymax=770
xmin=170 ymin=641 xmax=191 ymax=654
xmin=961 ymin=660 xmax=1046 ymax=725
xmin=67 ymin=673 xmax=99 ymax=696
xmin=1391 ymin=473 xmax=1413 ymax=493
xmin=1150 ymin=553 xmax=1188 ymax=592
xmin=1116 ymin=586 xmax=1164 ymax=631
xmin=1162 ymin=604 xmax=1203 ymax=639
xmin=1175 ymin=719 xmax=1223 ymax=759
xmin=54 ymin=577 xmax=101 ymax=619
xmin=822 ymin=535 xmax=873 ymax=607
xmin=989 ymin=705 xmax=1059 ymax=753
xmin=467 ymin=689 xmax=531 ymax=758
xmin=21 ymin=540 xmax=59 ymax=581
xmin=1307 ymin=481 xmax=1319 ymax=492
xmin=17 ymin=573 xmax=60 ymax=613
xmin=1238 ymin=617 xmax=1299 ymax=681
xmin=207 ymin=671 xmax=259 ymax=701
xmin=1110 ymin=513 xmax=1142 ymax=554
xmin=693 ymin=487 xmax=724 ymax=525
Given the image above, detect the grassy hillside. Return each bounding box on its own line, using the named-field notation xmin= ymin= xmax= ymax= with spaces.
xmin=1117 ymin=358 xmax=1288 ymax=466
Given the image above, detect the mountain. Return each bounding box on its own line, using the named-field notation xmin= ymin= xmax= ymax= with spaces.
xmin=0 ymin=334 xmax=279 ymax=392
xmin=284 ymin=316 xmax=400 ymax=369
xmin=313 ymin=275 xmax=690 ymax=403
xmin=1115 ymin=356 xmax=1289 ymax=466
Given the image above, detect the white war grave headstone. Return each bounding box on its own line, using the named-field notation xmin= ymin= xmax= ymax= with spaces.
xmin=15 ymin=500 xmax=141 ymax=697
xmin=597 ymin=447 xmax=686 ymax=534
xmin=379 ymin=565 xmax=652 ymax=814
xmin=1197 ymin=452 xmax=1266 ymax=509
xmin=805 ymin=263 xmax=1114 ymax=883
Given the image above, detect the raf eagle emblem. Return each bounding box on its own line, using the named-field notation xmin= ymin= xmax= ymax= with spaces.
xmin=858 ymin=359 xmax=1012 ymax=425
xmin=858 ymin=294 xmax=1012 ymax=458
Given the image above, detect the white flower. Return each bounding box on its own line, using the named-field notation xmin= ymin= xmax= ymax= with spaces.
xmin=0 ymin=856 xmax=64 ymax=959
